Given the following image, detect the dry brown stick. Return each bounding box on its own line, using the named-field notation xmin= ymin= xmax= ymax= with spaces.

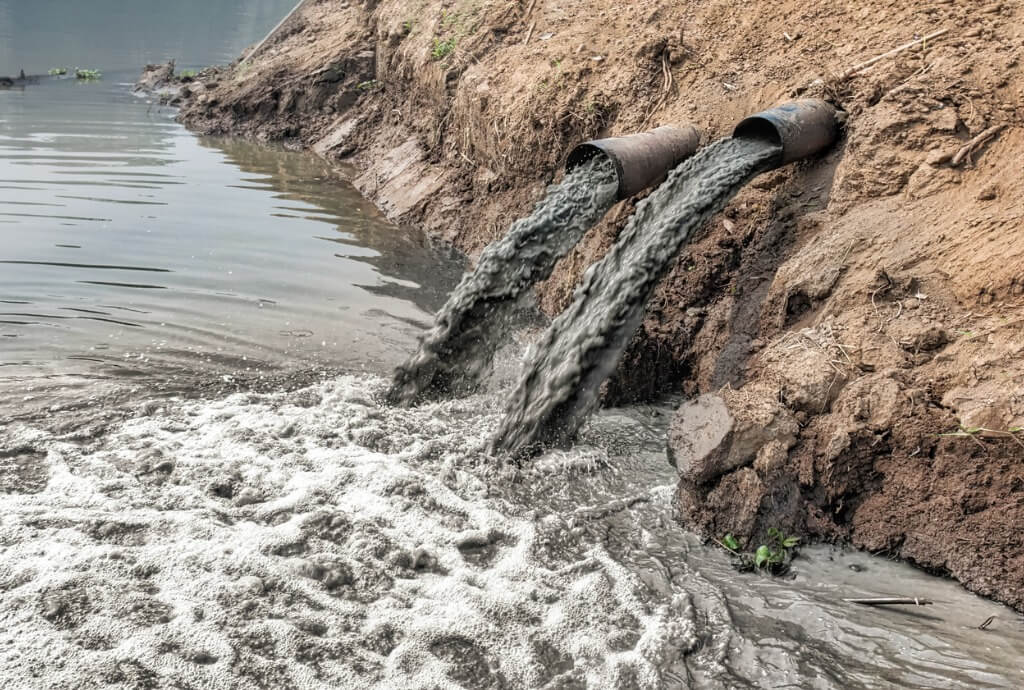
xmin=838 ymin=28 xmax=949 ymax=81
xmin=845 ymin=597 xmax=935 ymax=607
xmin=524 ymin=0 xmax=537 ymax=18
xmin=523 ymin=21 xmax=536 ymax=45
xmin=240 ymin=0 xmax=310 ymax=66
xmin=951 ymin=124 xmax=1005 ymax=167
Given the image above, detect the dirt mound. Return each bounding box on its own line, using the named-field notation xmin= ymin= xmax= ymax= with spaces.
xmin=178 ymin=0 xmax=1024 ymax=609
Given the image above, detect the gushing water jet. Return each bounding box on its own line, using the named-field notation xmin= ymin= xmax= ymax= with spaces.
xmin=491 ymin=100 xmax=840 ymax=456
xmin=387 ymin=125 xmax=701 ymax=406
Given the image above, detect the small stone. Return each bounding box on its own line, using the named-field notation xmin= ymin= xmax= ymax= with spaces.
xmin=667 ymin=387 xmax=799 ymax=484
xmin=926 ymin=149 xmax=953 ymax=166
xmin=977 ymin=183 xmax=999 ymax=201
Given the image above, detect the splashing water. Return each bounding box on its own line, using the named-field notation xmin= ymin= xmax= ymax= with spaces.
xmin=491 ymin=138 xmax=780 ymax=456
xmin=3 ymin=376 xmax=1022 ymax=689
xmin=0 ymin=378 xmax=703 ymax=689
xmin=387 ymin=156 xmax=618 ymax=406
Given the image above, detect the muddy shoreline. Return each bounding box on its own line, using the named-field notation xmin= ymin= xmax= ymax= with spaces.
xmin=172 ymin=0 xmax=1023 ymax=610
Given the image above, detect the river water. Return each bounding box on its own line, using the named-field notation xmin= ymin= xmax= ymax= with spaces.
xmin=1 ymin=2 xmax=1023 ymax=688
xmin=0 ymin=0 xmax=462 ymax=421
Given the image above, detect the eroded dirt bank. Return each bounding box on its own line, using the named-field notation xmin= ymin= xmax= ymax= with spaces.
xmin=177 ymin=0 xmax=1024 ymax=609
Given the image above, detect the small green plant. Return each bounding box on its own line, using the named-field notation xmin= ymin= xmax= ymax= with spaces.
xmin=721 ymin=534 xmax=741 ymax=551
xmin=402 ymin=19 xmax=414 ymax=34
xmin=755 ymin=528 xmax=800 ymax=571
xmin=940 ymin=425 xmax=1024 ymax=450
xmin=178 ymin=69 xmax=198 ymax=79
xmin=74 ymin=68 xmax=102 ymax=80
xmin=357 ymin=79 xmax=379 ymax=91
xmin=431 ymin=37 xmax=456 ymax=61
xmin=48 ymin=67 xmax=67 ymax=76
xmin=717 ymin=529 xmax=800 ymax=575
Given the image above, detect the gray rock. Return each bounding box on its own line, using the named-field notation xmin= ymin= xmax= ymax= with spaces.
xmin=668 ymin=385 xmax=799 ymax=484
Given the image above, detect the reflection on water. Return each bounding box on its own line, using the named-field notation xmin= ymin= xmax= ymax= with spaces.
xmin=0 ymin=0 xmax=295 ymax=75
xmin=0 ymin=17 xmax=463 ymax=414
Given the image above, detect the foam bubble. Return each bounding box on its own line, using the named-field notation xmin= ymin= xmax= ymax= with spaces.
xmin=0 ymin=375 xmax=694 ymax=688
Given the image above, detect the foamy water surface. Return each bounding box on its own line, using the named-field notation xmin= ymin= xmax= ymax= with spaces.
xmin=2 ymin=375 xmax=1022 ymax=689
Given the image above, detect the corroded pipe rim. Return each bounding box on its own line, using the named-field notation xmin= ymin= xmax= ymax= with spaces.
xmin=566 ymin=124 xmax=702 ymax=200
xmin=733 ymin=99 xmax=841 ymax=165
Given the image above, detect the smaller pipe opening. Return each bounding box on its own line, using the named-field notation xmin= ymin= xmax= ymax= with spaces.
xmin=733 ymin=116 xmax=783 ymax=148
xmin=566 ymin=145 xmax=624 ymax=198
xmin=566 ymin=144 xmax=611 ymax=172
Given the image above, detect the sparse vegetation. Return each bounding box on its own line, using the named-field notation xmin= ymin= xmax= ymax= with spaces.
xmin=48 ymin=67 xmax=67 ymax=76
xmin=429 ymin=0 xmax=485 ymax=62
xmin=357 ymin=80 xmax=380 ymax=91
xmin=74 ymin=68 xmax=102 ymax=80
xmin=431 ymin=37 xmax=457 ymax=61
xmin=179 ymin=69 xmax=198 ymax=79
xmin=718 ymin=529 xmax=801 ymax=575
xmin=940 ymin=426 xmax=1024 ymax=449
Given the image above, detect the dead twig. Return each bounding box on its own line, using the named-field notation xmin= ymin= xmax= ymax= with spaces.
xmin=523 ymin=21 xmax=536 ymax=45
xmin=240 ymin=0 xmax=310 ymax=66
xmin=640 ymin=50 xmax=675 ymax=129
xmin=951 ymin=124 xmax=1005 ymax=167
xmin=838 ymin=28 xmax=949 ymax=81
xmin=845 ymin=597 xmax=934 ymax=607
xmin=979 ymin=615 xmax=996 ymax=631
xmin=871 ymin=273 xmax=893 ymax=332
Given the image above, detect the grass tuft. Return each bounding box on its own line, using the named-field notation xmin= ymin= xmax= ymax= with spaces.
xmin=431 ymin=37 xmax=457 ymax=61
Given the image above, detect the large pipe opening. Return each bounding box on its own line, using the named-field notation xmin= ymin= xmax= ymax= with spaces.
xmin=566 ymin=124 xmax=701 ymax=200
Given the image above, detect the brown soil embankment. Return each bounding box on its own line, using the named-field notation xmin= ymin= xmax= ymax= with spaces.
xmin=178 ymin=0 xmax=1024 ymax=609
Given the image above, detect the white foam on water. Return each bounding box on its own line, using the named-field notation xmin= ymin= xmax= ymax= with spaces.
xmin=0 ymin=375 xmax=695 ymax=689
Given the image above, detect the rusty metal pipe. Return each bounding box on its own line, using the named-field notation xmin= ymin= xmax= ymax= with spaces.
xmin=566 ymin=125 xmax=701 ymax=200
xmin=733 ymin=99 xmax=840 ymax=165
